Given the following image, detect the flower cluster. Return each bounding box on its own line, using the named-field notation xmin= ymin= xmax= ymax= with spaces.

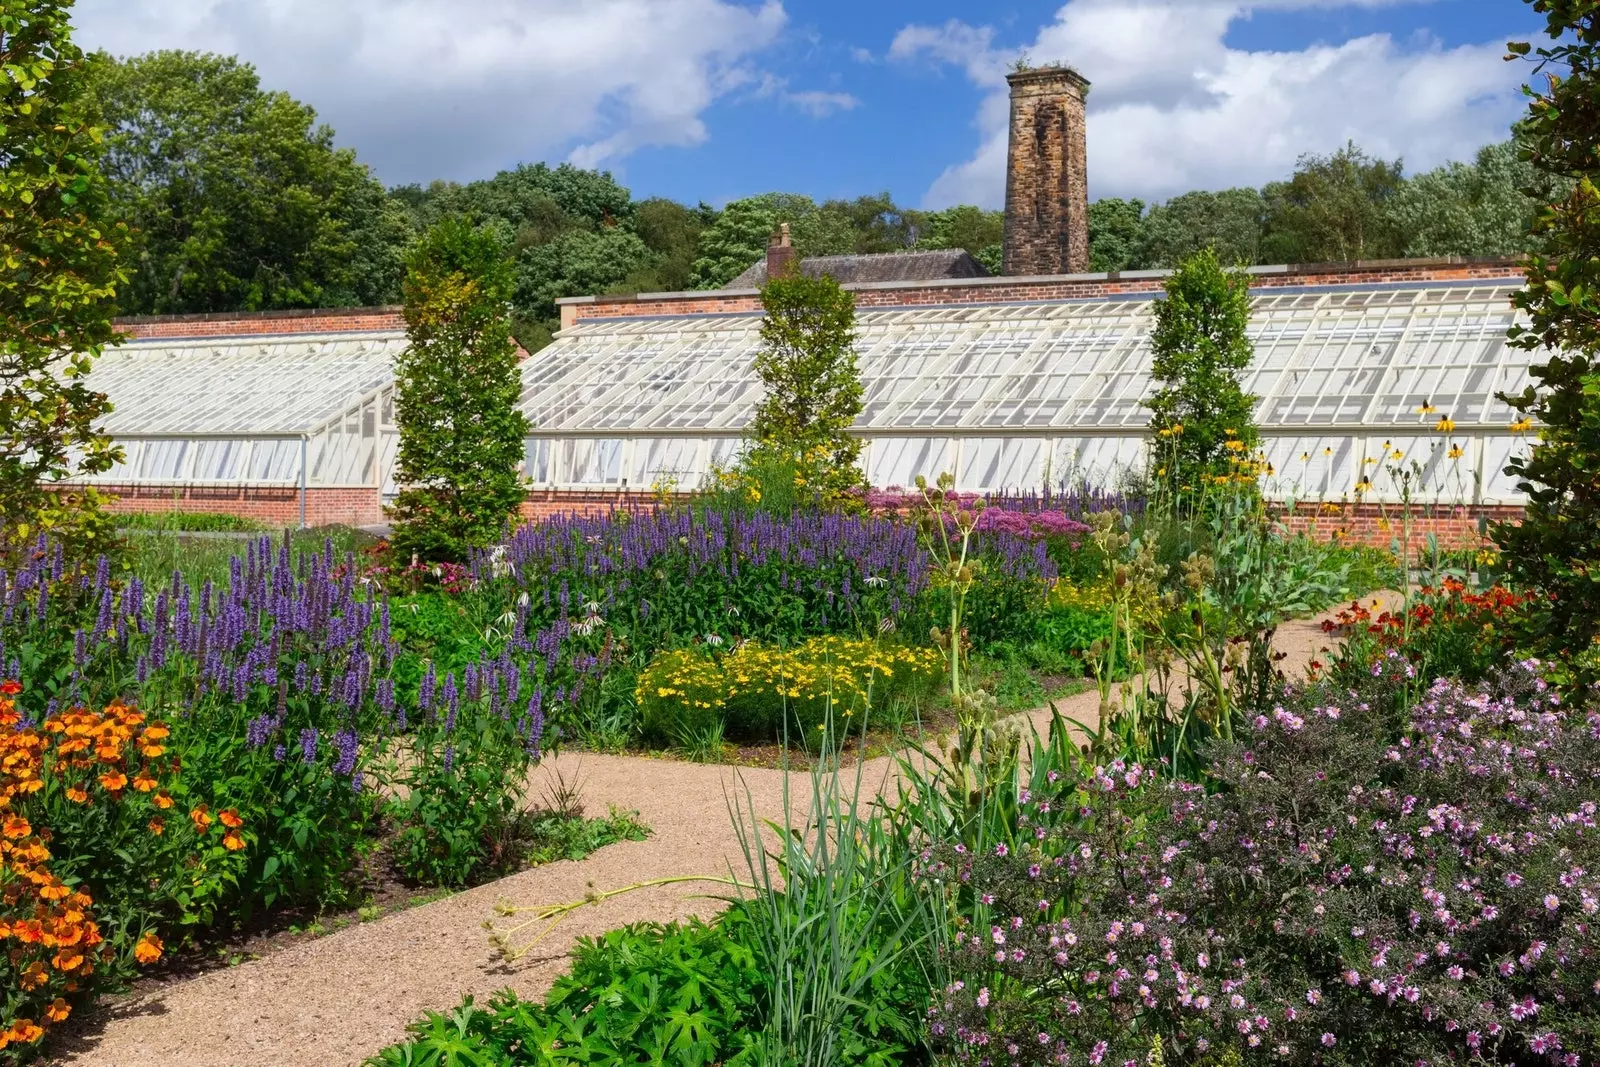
xmin=1322 ymin=578 xmax=1533 ymax=684
xmin=924 ymin=658 xmax=1600 ymax=1065
xmin=637 ymin=637 xmax=943 ymax=741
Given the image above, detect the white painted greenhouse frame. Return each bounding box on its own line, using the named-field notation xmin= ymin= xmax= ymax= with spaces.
xmin=519 ymin=280 xmax=1539 ymax=505
xmin=74 ymin=332 xmax=404 ymax=524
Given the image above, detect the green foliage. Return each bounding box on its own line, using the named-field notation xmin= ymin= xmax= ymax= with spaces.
xmin=1259 ymin=141 xmax=1405 ymax=263
xmin=116 ymin=510 xmax=267 ymax=533
xmin=912 ymin=203 xmax=1004 ymax=271
xmin=370 ymin=918 xmax=768 ymax=1067
xmin=1145 ymin=249 xmax=1260 ymax=490
xmin=632 ymin=197 xmax=713 ymax=292
xmin=513 ymin=226 xmax=654 ymax=322
xmin=688 ymin=193 xmax=808 ymax=288
xmin=1086 ymin=196 xmax=1146 ymax=271
xmin=745 ymin=271 xmax=866 ymax=501
xmin=524 ymin=805 xmax=649 ymax=867
xmin=1495 ymin=1 xmax=1600 ymax=688
xmin=390 ymin=218 xmax=529 ymax=562
xmin=1391 ymin=139 xmax=1544 ymax=257
xmin=84 ymin=50 xmax=409 ymax=313
xmin=1137 ymin=188 xmax=1265 ymax=268
xmin=0 ymin=0 xmax=129 ymax=565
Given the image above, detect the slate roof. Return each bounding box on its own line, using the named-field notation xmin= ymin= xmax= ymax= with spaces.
xmin=724 ymin=248 xmax=989 ymax=289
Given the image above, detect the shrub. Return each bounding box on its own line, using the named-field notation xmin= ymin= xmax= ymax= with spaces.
xmin=744 ymin=270 xmax=866 ymax=507
xmin=386 ymin=663 xmax=545 ymax=887
xmin=1498 ymin=3 xmax=1600 ymax=691
xmin=1144 ymin=249 xmax=1259 ymax=495
xmin=925 ymin=657 xmax=1600 ymax=1066
xmin=0 ymin=685 xmax=230 ymax=1058
xmin=636 ymin=637 xmax=942 ymax=744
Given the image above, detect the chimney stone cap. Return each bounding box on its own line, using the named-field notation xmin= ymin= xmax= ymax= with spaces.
xmin=769 ymin=222 xmax=792 ymax=248
xmin=1005 ymin=64 xmax=1090 ymax=93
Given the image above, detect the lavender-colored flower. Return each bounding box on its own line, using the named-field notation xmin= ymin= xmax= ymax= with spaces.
xmin=332 ymin=728 xmax=359 ymax=776
xmin=299 ymin=727 xmax=319 ymax=763
xmin=245 ymin=714 xmax=274 ymax=749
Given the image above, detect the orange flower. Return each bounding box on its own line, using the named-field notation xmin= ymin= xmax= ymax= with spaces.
xmin=52 ymin=947 xmax=84 ymax=971
xmin=218 ymin=809 xmax=243 ymax=829
xmin=139 ymin=744 xmax=167 ymax=759
xmin=38 ymin=881 xmax=70 ymax=901
xmin=7 ymin=1021 xmax=42 ymax=1045
xmin=140 ymin=724 xmax=170 ymax=741
xmin=45 ymin=999 xmax=70 ymax=1023
xmin=147 ymin=817 xmax=164 ymax=836
xmin=98 ymin=771 xmax=128 ymax=792
xmin=189 ymin=806 xmax=212 ymax=833
xmin=65 ymin=786 xmax=88 ymax=804
xmin=3 ymin=815 xmax=30 ymax=839
xmin=131 ymin=771 xmax=158 ymax=792
xmin=222 ymin=830 xmax=246 ymax=852
xmin=95 ymin=743 xmax=122 ymax=762
xmin=18 ymin=962 xmax=47 ymax=991
xmin=0 ymin=681 xmax=19 ymax=695
xmin=134 ymin=932 xmax=163 ymax=964
xmin=152 ymin=791 xmax=174 ymax=810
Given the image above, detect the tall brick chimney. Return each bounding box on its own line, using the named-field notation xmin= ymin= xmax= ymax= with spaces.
xmin=1002 ymin=66 xmax=1091 ymax=277
xmin=765 ymin=222 xmax=797 ymax=280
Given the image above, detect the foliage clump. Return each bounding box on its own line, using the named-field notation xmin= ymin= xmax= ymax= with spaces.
xmin=0 ymin=0 xmax=129 ymax=564
xmin=390 ymin=217 xmax=530 ymax=562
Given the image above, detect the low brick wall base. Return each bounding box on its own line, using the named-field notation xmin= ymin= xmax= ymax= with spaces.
xmin=83 ymin=485 xmax=1525 ymax=553
xmin=518 ymin=489 xmax=670 ymax=522
xmin=98 ymin=484 xmax=384 ymax=528
xmin=1272 ymin=502 xmax=1521 ymax=554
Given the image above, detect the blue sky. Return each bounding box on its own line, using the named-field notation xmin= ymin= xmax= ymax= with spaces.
xmin=76 ymin=0 xmax=1536 ymax=208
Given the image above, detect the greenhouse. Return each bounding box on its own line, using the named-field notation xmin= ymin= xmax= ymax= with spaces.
xmin=525 ymin=277 xmax=1536 ymax=505
xmin=80 ymin=329 xmax=404 ymax=509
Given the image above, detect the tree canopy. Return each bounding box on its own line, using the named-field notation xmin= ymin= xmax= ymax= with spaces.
xmin=84 ymin=50 xmax=409 ymax=314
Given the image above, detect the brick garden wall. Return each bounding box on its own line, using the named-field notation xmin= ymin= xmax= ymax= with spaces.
xmin=116 ymin=307 xmax=404 ymax=340
xmin=1272 ymin=502 xmax=1521 ymax=554
xmin=99 ymin=485 xmax=384 ymax=528
xmin=562 ymin=258 xmax=1523 ymax=324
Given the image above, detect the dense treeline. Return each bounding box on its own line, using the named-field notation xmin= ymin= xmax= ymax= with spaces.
xmin=85 ymin=50 xmax=1538 ymax=349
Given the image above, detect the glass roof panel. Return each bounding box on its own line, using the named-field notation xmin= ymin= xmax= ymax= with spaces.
xmin=521 ymin=284 xmax=1531 ymax=435
xmin=91 ymin=332 xmax=404 ymax=435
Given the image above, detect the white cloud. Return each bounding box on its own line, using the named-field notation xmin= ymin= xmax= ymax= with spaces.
xmin=72 ymin=0 xmax=789 ymax=184
xmin=783 ymin=89 xmax=861 ymax=118
xmin=890 ymin=0 xmax=1525 ymax=208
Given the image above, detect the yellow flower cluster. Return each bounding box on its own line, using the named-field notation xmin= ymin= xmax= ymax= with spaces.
xmin=1047 ymin=578 xmax=1115 ymax=613
xmin=638 ymin=637 xmax=942 ymax=735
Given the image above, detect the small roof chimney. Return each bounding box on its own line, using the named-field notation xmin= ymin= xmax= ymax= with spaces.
xmin=765 ymin=222 xmax=797 ymax=281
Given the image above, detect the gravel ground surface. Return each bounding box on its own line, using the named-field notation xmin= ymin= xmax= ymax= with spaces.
xmin=53 ymin=602 xmax=1364 ymax=1067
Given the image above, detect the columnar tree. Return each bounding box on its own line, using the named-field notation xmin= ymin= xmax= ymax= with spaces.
xmin=1496 ymin=0 xmax=1600 ymax=686
xmin=1144 ymin=248 xmax=1259 ymax=493
xmin=0 ymin=0 xmax=129 ymax=560
xmin=744 ymin=270 xmax=865 ymax=505
xmin=391 ymin=217 xmax=529 ymax=561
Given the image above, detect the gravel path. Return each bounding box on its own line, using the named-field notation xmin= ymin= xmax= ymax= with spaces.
xmin=53 ymin=605 xmax=1357 ymax=1067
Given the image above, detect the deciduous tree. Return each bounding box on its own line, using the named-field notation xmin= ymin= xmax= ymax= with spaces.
xmin=390 ymin=218 xmax=529 ymax=561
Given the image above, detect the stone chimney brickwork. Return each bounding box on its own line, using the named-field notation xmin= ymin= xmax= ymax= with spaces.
xmin=1002 ymin=66 xmax=1091 ymax=277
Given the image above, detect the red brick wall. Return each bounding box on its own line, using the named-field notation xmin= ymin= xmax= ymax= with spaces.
xmin=518 ymin=489 xmax=670 ymax=522
xmin=565 ymin=258 xmax=1522 ymax=323
xmin=1273 ymin=502 xmax=1521 ymax=554
xmin=99 ymin=485 xmax=384 ymax=528
xmin=116 ymin=307 xmax=404 ymax=340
